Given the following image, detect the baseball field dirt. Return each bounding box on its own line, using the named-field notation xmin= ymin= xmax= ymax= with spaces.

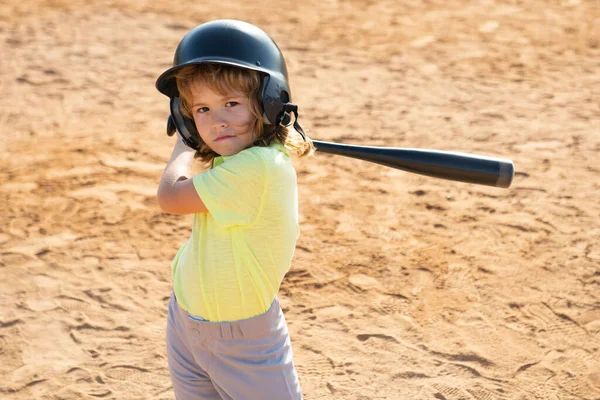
xmin=1 ymin=1 xmax=599 ymax=399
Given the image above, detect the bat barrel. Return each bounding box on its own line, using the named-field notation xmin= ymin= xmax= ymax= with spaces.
xmin=312 ymin=140 xmax=514 ymax=188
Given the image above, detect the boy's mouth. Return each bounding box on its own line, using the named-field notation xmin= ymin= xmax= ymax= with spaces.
xmin=215 ymin=135 xmax=235 ymax=142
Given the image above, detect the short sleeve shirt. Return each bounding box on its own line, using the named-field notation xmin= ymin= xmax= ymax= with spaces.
xmin=171 ymin=143 xmax=300 ymax=322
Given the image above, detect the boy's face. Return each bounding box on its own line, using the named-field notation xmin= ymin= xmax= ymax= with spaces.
xmin=189 ymin=80 xmax=257 ymax=156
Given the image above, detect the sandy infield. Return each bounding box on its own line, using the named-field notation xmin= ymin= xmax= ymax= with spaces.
xmin=1 ymin=0 xmax=599 ymax=399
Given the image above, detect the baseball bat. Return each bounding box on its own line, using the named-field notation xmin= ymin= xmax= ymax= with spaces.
xmin=312 ymin=140 xmax=514 ymax=188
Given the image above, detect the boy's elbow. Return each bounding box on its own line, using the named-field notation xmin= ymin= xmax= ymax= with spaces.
xmin=157 ymin=187 xmax=175 ymax=214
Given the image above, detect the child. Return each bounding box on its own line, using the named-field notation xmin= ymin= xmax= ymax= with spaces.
xmin=155 ymin=19 xmax=314 ymax=400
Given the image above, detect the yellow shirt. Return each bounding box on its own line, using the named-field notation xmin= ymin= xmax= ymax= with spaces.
xmin=171 ymin=143 xmax=299 ymax=322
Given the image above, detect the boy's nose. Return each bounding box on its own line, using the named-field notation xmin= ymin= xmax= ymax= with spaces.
xmin=211 ymin=113 xmax=228 ymax=130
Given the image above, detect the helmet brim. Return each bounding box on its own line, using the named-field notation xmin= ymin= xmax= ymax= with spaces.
xmin=155 ymin=58 xmax=271 ymax=98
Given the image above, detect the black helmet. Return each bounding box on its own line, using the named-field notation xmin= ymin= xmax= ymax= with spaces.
xmin=156 ymin=19 xmax=305 ymax=149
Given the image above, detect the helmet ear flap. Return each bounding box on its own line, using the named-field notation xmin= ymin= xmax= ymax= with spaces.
xmin=169 ymin=96 xmax=201 ymax=150
xmin=167 ymin=115 xmax=177 ymax=136
xmin=261 ymin=74 xmax=291 ymax=126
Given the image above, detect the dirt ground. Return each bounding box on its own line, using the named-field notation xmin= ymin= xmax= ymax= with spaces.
xmin=1 ymin=0 xmax=599 ymax=399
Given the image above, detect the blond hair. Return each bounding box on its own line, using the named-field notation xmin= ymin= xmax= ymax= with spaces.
xmin=174 ymin=63 xmax=314 ymax=164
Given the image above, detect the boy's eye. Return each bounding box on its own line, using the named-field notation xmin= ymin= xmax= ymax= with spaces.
xmin=226 ymin=101 xmax=239 ymax=107
xmin=196 ymin=107 xmax=209 ymax=114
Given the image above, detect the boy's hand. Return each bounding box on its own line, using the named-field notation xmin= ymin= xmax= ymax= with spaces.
xmin=172 ymin=132 xmax=196 ymax=155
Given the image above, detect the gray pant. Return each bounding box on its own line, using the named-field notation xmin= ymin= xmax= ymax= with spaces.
xmin=166 ymin=292 xmax=302 ymax=399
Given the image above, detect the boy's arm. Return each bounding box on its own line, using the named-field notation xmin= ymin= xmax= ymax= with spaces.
xmin=157 ymin=135 xmax=209 ymax=215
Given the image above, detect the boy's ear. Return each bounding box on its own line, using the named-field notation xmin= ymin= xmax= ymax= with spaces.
xmin=169 ymin=96 xmax=201 ymax=150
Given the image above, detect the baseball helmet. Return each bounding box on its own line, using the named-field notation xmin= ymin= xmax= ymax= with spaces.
xmin=155 ymin=19 xmax=305 ymax=149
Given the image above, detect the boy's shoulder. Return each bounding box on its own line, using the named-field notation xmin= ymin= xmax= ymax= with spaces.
xmin=236 ymin=143 xmax=289 ymax=164
xmin=217 ymin=143 xmax=288 ymax=171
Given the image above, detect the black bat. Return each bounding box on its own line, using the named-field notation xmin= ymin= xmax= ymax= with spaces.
xmin=312 ymin=140 xmax=514 ymax=188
